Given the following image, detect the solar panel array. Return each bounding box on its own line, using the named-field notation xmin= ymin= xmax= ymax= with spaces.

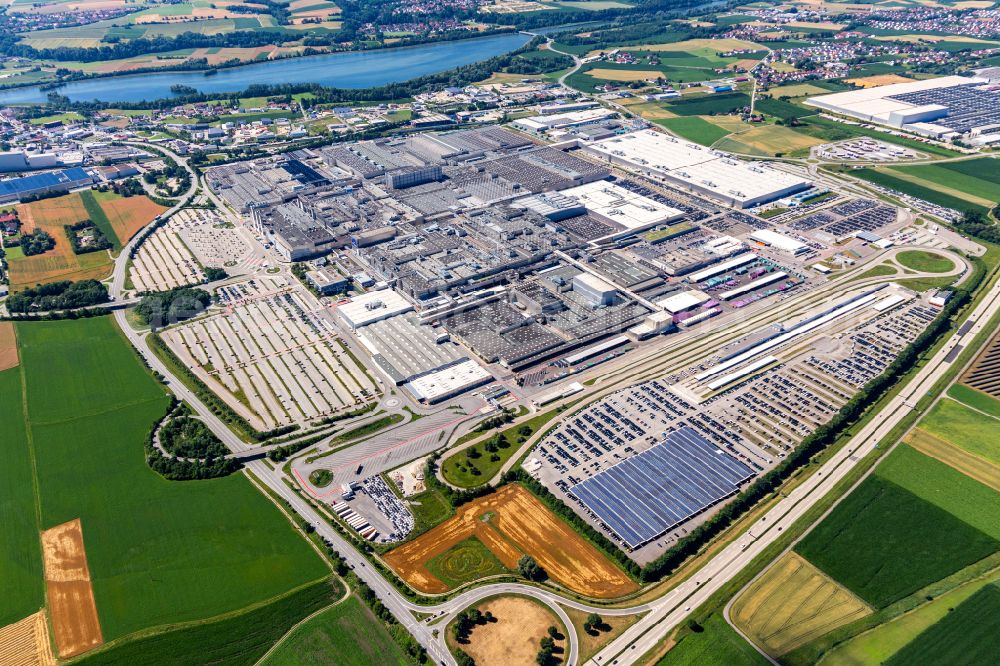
xmin=888 ymin=84 xmax=1000 ymax=134
xmin=572 ymin=426 xmax=753 ymax=549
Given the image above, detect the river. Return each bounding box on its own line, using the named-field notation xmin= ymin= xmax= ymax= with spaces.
xmin=0 ymin=32 xmax=537 ymax=105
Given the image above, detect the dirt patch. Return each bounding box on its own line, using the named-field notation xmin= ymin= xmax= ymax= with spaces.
xmin=98 ymin=195 xmax=167 ymax=245
xmin=844 ymin=74 xmax=915 ymax=88
xmin=0 ymin=611 xmax=56 ymax=666
xmin=460 ymin=596 xmax=561 ymax=666
xmin=385 ymin=484 xmax=637 ymax=598
xmin=41 ymin=519 xmax=103 ymax=659
xmin=0 ymin=321 xmax=18 ymax=371
xmin=731 ymin=551 xmax=871 ymax=656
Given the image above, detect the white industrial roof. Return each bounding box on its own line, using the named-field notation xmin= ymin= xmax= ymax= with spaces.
xmin=559 ymin=180 xmax=684 ymax=230
xmin=574 ymin=271 xmax=617 ymax=294
xmin=406 ymin=359 xmax=492 ymax=402
xmin=336 ymin=289 xmax=413 ymax=328
xmin=657 ymin=289 xmax=710 ymax=314
xmin=806 ymin=75 xmax=987 ymax=122
xmin=750 ymin=229 xmax=808 ymax=254
xmin=585 ymin=130 xmax=810 ymax=205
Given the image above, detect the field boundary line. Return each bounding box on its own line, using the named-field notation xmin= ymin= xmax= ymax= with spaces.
xmin=251 ymin=599 xmax=347 ymax=666
xmin=942 ymin=394 xmax=1000 ymax=422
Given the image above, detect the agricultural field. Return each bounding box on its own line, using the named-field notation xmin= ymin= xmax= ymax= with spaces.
xmin=0 ymin=321 xmax=18 ymax=372
xmin=656 ymin=116 xmax=730 ymax=146
xmin=885 ymin=582 xmax=1000 ymax=666
xmin=8 ymin=190 xmax=163 ymax=290
xmin=714 ymin=124 xmax=824 ymax=157
xmin=796 ymin=445 xmax=1000 ymax=609
xmin=384 ymin=483 xmax=637 ymax=598
xmin=260 ymin=594 xmax=409 ymax=666
xmin=909 ymin=398 xmax=1000 ymax=470
xmin=12 ymin=316 xmax=328 ymax=645
xmin=730 ymin=552 xmax=870 ymax=656
xmin=425 ymin=537 xmax=509 ymax=588
xmin=663 ymin=91 xmax=752 ymax=116
xmin=949 ymin=382 xmax=1000 ymax=419
xmin=659 ymin=613 xmax=768 ymax=666
xmin=449 ymin=595 xmax=564 ymax=666
xmin=0 ymin=611 xmax=55 ymax=666
xmin=9 ymin=193 xmax=113 ymax=291
xmin=958 ymin=328 xmax=1000 ymax=409
xmin=865 ymin=158 xmax=1000 ymax=211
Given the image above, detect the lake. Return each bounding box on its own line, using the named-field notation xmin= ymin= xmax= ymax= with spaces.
xmin=0 ymin=32 xmax=535 ymax=105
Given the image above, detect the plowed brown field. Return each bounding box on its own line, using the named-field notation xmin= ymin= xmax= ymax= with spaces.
xmin=385 ymin=484 xmax=637 ymax=598
xmin=40 ymin=519 xmax=103 ymax=659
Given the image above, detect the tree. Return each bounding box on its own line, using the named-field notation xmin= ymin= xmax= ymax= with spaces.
xmin=518 ymin=554 xmax=545 ymax=581
xmin=456 ymin=651 xmax=476 ymax=666
xmin=584 ymin=612 xmax=603 ymax=634
xmin=547 ymin=625 xmax=559 ymax=639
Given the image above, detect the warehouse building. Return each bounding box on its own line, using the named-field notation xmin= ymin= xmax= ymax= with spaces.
xmin=336 ymin=289 xmax=413 ymax=329
xmin=805 ymin=75 xmax=1000 ymax=144
xmin=557 ymin=180 xmax=685 ymax=239
xmin=749 ymin=229 xmax=810 ymax=256
xmin=583 ymin=130 xmax=811 ymax=208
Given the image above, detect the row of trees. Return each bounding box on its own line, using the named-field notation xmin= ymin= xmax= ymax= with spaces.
xmin=6 ymin=279 xmax=109 ymax=313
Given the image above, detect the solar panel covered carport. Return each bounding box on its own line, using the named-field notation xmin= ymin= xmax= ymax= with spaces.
xmin=572 ymin=426 xmax=754 ymax=549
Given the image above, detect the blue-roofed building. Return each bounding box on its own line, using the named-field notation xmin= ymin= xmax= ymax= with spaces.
xmin=0 ymin=167 xmax=93 ymax=204
xmin=572 ymin=426 xmax=754 ymax=550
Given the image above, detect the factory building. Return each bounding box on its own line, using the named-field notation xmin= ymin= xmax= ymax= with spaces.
xmin=557 ymin=180 xmax=685 ymax=239
xmin=749 ymin=229 xmax=810 ymax=256
xmin=337 ymin=289 xmax=414 ymax=329
xmin=0 ymin=167 xmax=93 ymax=204
xmin=583 ymin=130 xmax=811 ymax=208
xmin=0 ymin=150 xmax=61 ymax=173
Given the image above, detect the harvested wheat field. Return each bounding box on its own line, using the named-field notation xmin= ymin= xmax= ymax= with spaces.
xmin=97 ymin=194 xmax=166 ymax=245
xmin=9 ymin=194 xmax=112 ymax=290
xmin=458 ymin=596 xmax=563 ymax=666
xmin=0 ymin=612 xmax=56 ymax=666
xmin=0 ymin=321 xmax=18 ymax=371
xmin=731 ymin=551 xmax=871 ymax=656
xmin=844 ymin=74 xmax=915 ymax=88
xmin=41 ymin=519 xmax=103 ymax=659
xmin=385 ymin=484 xmax=637 ymax=598
xmin=588 ymin=68 xmax=664 ymax=82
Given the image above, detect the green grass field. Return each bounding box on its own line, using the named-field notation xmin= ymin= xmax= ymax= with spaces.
xmin=658 ymin=614 xmax=768 ymax=666
xmin=948 ymin=384 xmax=1000 ymax=419
xmin=878 ymin=158 xmax=1000 ymax=207
xmin=80 ymin=578 xmax=341 ymax=666
xmin=798 ymin=116 xmax=961 ymax=159
xmin=424 ymin=536 xmax=509 ymax=588
xmin=894 ymin=250 xmax=955 ymax=273
xmin=0 ymin=368 xmax=45 ymax=627
xmin=261 ymin=595 xmax=410 ymax=666
xmin=15 ymin=317 xmax=327 ymax=641
xmin=885 ymin=582 xmax=1000 ymax=666
xmin=656 ymin=116 xmax=730 ymax=145
xmin=915 ymin=399 xmax=1000 ymax=468
xmin=665 ymin=92 xmax=752 ymax=116
xmin=407 ymin=487 xmax=453 ymax=535
xmin=795 ymin=459 xmax=999 ymax=608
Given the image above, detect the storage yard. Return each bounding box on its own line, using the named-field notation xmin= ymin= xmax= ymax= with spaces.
xmin=161 ymin=276 xmax=378 ymax=430
xmin=526 ymin=284 xmax=937 ymax=562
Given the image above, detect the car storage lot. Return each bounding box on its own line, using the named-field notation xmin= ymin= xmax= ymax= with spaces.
xmin=161 ymin=275 xmax=379 ymax=430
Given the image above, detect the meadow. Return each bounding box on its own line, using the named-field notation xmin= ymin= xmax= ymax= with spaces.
xmin=885 ymin=582 xmax=1000 ymax=666
xmin=15 ymin=317 xmax=328 ymax=642
xmin=874 ymin=158 xmax=1000 ymax=209
xmin=425 ymin=537 xmax=510 ymax=588
xmin=261 ymin=595 xmax=410 ymax=666
xmin=948 ymin=382 xmax=1000 ymax=419
xmin=894 ymin=250 xmax=955 ymax=273
xmin=850 ymin=168 xmax=990 ymax=215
